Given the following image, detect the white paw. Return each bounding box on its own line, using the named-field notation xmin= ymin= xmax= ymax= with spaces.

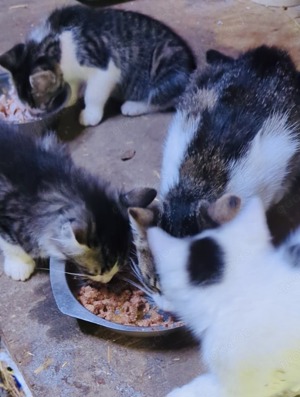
xmin=79 ymin=107 xmax=103 ymax=126
xmin=4 ymin=257 xmax=35 ymax=281
xmin=121 ymin=101 xmax=154 ymax=116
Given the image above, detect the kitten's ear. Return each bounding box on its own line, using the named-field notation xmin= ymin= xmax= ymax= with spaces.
xmin=0 ymin=43 xmax=26 ymax=72
xmin=206 ymin=49 xmax=234 ymax=65
xmin=120 ymin=187 xmax=157 ymax=208
xmin=56 ymin=220 xmax=88 ymax=254
xmin=128 ymin=207 xmax=156 ymax=235
xmin=196 ymin=194 xmax=241 ymax=227
xmin=29 ymin=70 xmax=57 ymax=94
xmin=207 ymin=194 xmax=241 ymax=224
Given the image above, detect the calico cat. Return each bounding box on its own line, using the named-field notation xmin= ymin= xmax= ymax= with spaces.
xmin=0 ymin=122 xmax=156 ymax=281
xmin=128 ymin=45 xmax=300 ymax=297
xmin=0 ymin=5 xmax=195 ymax=126
xmin=148 ymin=196 xmax=300 ymax=397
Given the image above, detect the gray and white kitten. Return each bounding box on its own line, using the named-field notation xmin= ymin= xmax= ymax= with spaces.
xmin=0 ymin=122 xmax=156 ymax=281
xmin=148 ymin=196 xmax=300 ymax=397
xmin=128 ymin=45 xmax=300 ymax=300
xmin=0 ymin=5 xmax=195 ymax=126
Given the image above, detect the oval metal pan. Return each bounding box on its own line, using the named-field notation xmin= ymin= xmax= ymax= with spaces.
xmin=49 ymin=258 xmax=185 ymax=337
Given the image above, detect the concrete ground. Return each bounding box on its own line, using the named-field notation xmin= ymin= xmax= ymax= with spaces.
xmin=1 ymin=0 xmax=300 ymax=396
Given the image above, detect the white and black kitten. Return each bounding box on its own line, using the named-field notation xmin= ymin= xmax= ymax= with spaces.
xmin=128 ymin=45 xmax=300 ymax=296
xmin=0 ymin=5 xmax=195 ymax=126
xmin=148 ymin=196 xmax=300 ymax=397
xmin=0 ymin=122 xmax=156 ymax=281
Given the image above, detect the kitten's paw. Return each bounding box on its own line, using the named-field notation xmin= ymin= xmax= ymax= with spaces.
xmin=79 ymin=107 xmax=103 ymax=126
xmin=4 ymin=257 xmax=35 ymax=281
xmin=121 ymin=101 xmax=156 ymax=116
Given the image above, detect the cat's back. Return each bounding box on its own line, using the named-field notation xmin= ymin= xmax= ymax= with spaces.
xmin=181 ymin=46 xmax=300 ymax=150
xmin=48 ymin=5 xmax=190 ymax=45
xmin=162 ymin=46 xmax=300 ymax=197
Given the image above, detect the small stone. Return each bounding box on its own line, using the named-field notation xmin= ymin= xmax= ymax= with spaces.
xmin=121 ymin=149 xmax=136 ymax=161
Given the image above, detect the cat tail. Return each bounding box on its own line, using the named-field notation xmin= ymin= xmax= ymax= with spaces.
xmin=279 ymin=226 xmax=300 ymax=267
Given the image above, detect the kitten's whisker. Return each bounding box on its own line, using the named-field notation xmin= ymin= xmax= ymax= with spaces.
xmin=118 ymin=276 xmax=152 ymax=296
xmin=36 ymin=266 xmax=50 ymax=272
xmin=64 ymin=271 xmax=89 ymax=278
xmin=36 ymin=266 xmax=89 ymax=278
xmin=129 ymin=259 xmax=143 ymax=278
xmin=123 ymin=265 xmax=154 ymax=295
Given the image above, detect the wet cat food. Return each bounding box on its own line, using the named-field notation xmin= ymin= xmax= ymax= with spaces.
xmin=0 ymin=90 xmax=35 ymax=123
xmin=78 ymin=281 xmax=176 ymax=327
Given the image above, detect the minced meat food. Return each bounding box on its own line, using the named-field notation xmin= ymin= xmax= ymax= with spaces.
xmin=78 ymin=281 xmax=177 ymax=327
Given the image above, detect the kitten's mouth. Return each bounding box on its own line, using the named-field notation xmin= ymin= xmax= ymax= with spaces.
xmin=84 ymin=261 xmax=120 ymax=284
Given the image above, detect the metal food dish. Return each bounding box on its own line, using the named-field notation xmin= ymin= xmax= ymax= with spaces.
xmin=49 ymin=258 xmax=185 ymax=337
xmin=0 ymin=72 xmax=59 ymax=134
xmin=0 ymin=71 xmax=83 ymax=139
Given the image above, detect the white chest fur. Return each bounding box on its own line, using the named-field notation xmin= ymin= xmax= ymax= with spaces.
xmin=58 ymin=31 xmax=121 ymax=126
xmin=59 ymin=31 xmax=93 ymax=82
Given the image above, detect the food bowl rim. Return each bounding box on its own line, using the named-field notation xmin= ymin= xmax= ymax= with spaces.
xmin=49 ymin=257 xmax=185 ymax=337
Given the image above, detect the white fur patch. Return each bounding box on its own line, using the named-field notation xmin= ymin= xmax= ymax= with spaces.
xmin=160 ymin=111 xmax=201 ymax=197
xmin=226 ymin=113 xmax=299 ymax=208
xmin=59 ymin=31 xmax=88 ymax=82
xmin=0 ymin=236 xmax=35 ymax=281
xmin=59 ymin=31 xmax=121 ymax=125
xmin=150 ymin=199 xmax=300 ymax=397
xmin=59 ymin=30 xmax=121 ymax=89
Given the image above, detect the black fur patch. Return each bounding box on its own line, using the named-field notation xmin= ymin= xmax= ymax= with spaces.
xmin=206 ymin=49 xmax=234 ymax=65
xmin=188 ymin=237 xmax=224 ymax=286
xmin=246 ymin=45 xmax=293 ymax=77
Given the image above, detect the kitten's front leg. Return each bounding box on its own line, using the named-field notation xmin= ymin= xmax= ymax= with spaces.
xmin=166 ymin=374 xmax=224 ymax=397
xmin=3 ymin=251 xmax=35 ymax=281
xmin=0 ymin=236 xmax=35 ymax=281
xmin=4 ymin=255 xmax=35 ymax=281
xmin=79 ymin=62 xmax=121 ymax=126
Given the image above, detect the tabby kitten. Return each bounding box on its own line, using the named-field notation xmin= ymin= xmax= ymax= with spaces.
xmin=0 ymin=6 xmax=195 ymax=126
xmin=148 ymin=196 xmax=300 ymax=397
xmin=128 ymin=45 xmax=300 ymax=296
xmin=0 ymin=122 xmax=156 ymax=281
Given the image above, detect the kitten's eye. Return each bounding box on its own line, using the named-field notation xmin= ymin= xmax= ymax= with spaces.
xmin=74 ymin=228 xmax=87 ymax=245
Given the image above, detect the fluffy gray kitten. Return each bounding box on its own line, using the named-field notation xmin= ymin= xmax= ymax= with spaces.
xmin=0 ymin=122 xmax=155 ymax=281
xmin=0 ymin=5 xmax=195 ymax=126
